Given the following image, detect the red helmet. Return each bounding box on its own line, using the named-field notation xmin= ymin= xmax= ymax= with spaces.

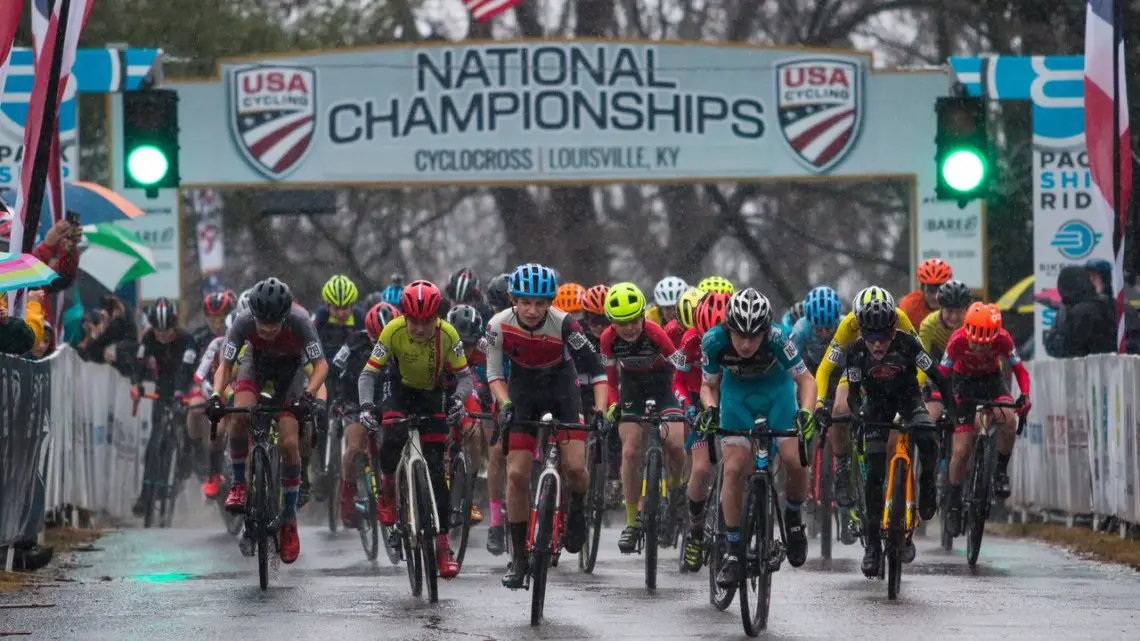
xmin=203 ymin=290 xmax=236 ymax=316
xmin=401 ymin=280 xmax=443 ymax=320
xmin=365 ymin=302 xmax=400 ymax=339
xmin=696 ymin=292 xmax=730 ymax=336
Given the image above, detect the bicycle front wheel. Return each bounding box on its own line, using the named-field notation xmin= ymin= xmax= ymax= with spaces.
xmin=580 ymin=434 xmax=606 ymax=574
xmin=326 ymin=426 xmax=343 ymax=534
xmin=449 ymin=449 xmax=473 ymax=570
xmin=357 ymin=461 xmax=379 ymax=561
xmin=739 ymin=477 xmax=773 ymax=637
xmin=414 ymin=463 xmax=439 ymax=604
xmin=530 ymin=475 xmax=557 ymax=626
xmin=252 ymin=447 xmax=273 ymax=592
xmin=817 ymin=441 xmax=834 ymax=560
xmin=886 ymin=458 xmax=907 ymax=601
xmin=398 ymin=472 xmax=422 ymax=596
xmin=643 ymin=448 xmax=663 ymax=591
xmin=708 ymin=470 xmax=735 ymax=611
xmin=966 ymin=437 xmax=991 ymax=568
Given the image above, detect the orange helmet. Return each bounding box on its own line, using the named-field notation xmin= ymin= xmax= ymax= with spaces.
xmin=963 ymin=301 xmax=1002 ymax=344
xmin=696 ymin=292 xmax=731 ymax=336
xmin=582 ymin=284 xmax=609 ymax=316
xmin=553 ymin=283 xmax=585 ymax=312
xmin=917 ymin=258 xmax=953 ymax=286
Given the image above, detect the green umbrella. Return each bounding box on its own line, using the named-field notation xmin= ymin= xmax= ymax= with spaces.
xmin=78 ymin=222 xmax=157 ymax=290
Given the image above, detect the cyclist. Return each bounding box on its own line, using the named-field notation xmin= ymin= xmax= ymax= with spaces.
xmin=646 ymin=275 xmax=688 ymax=328
xmin=676 ymin=291 xmax=729 ymax=571
xmin=581 ymin=284 xmax=621 ymax=507
xmin=362 ymin=291 xmax=384 ymax=312
xmin=336 ymin=302 xmax=399 ymax=529
xmin=917 ymin=279 xmax=973 ymax=421
xmin=380 ymin=282 xmax=404 ymax=312
xmin=189 ymin=290 xmax=236 ymax=498
xmin=129 ymin=298 xmax=198 ymax=517
xmin=193 ymin=313 xmax=239 ymax=499
xmin=482 ymin=263 xmax=608 ymax=589
xmin=554 ymin=282 xmax=587 ymax=322
xmin=600 ymin=282 xmax=689 ymax=554
xmin=207 ymin=277 xmax=329 ymax=564
xmin=445 ymin=267 xmax=481 ymax=317
xmin=485 ymin=273 xmax=511 ymax=312
xmin=356 ymin=280 xmax=469 ymax=579
xmin=841 ymin=296 xmax=953 ymax=577
xmin=696 ymin=276 xmax=735 ymax=296
xmin=899 ymin=258 xmax=953 ymax=329
xmin=781 ymin=300 xmax=806 ymax=329
xmin=479 ymin=273 xmax=515 ymax=555
xmin=446 ymin=303 xmax=488 ymax=525
xmin=941 ymin=303 xmax=1031 ymax=537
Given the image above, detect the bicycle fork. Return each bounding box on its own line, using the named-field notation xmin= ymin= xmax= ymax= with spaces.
xmin=881 ymin=436 xmax=917 ymax=533
xmin=528 ymin=460 xmax=563 ymax=556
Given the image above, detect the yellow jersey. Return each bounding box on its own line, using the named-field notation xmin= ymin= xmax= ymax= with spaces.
xmin=646 ymin=305 xmax=663 ymax=326
xmin=916 ymin=311 xmax=956 ymax=387
xmin=814 ymin=309 xmax=916 ymax=401
xmin=362 ymin=316 xmax=467 ymax=391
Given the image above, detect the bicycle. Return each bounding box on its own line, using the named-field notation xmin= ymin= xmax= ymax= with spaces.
xmin=702 ymin=453 xmax=735 ymax=611
xmin=705 ymin=417 xmax=807 ymax=637
xmin=472 ymin=410 xmax=597 ymax=626
xmin=132 ymin=391 xmax=187 ymax=529
xmin=334 ymin=403 xmax=381 ymax=562
xmin=808 ymin=421 xmax=836 ymax=560
xmin=381 ymin=413 xmax=446 ymax=604
xmin=814 ymin=414 xmax=866 ymax=550
xmin=208 ymin=393 xmax=298 ymax=591
xmin=318 ymin=400 xmax=343 ymax=533
xmin=618 ymin=398 xmax=684 ymax=591
xmin=579 ymin=419 xmax=609 ymax=574
xmin=935 ymin=412 xmax=956 ymax=552
xmin=959 ymin=398 xmax=1025 ymax=567
xmin=446 ymin=422 xmax=476 ymax=571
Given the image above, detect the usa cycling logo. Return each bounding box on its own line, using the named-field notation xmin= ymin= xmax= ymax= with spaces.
xmin=774 ymin=57 xmax=864 ymax=174
xmin=228 ymin=65 xmax=317 ymax=181
xmin=1051 ymin=219 xmax=1102 ymax=260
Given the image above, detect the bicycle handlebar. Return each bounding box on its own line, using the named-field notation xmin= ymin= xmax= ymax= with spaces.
xmin=960 ymin=398 xmax=1029 ymax=436
xmin=466 ymin=411 xmax=596 ymax=447
xmin=207 ymin=402 xmax=308 ymax=441
xmin=703 ymin=419 xmax=808 ymax=468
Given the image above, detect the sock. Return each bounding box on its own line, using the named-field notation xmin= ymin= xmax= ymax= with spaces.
xmin=282 ymin=464 xmax=302 ymax=519
xmin=997 ymin=452 xmax=1011 ymax=473
xmin=509 ymin=521 xmax=529 ymax=561
xmin=688 ymin=498 xmax=706 ymax=522
xmin=300 ymin=456 xmax=310 ymax=481
xmin=230 ymin=455 xmax=246 ymax=486
xmin=624 ymin=500 xmax=639 ymax=528
xmin=209 ymin=449 xmax=224 ymax=476
xmin=785 ymin=500 xmax=804 ymax=525
xmin=489 ymin=499 xmax=504 ymax=527
xmin=668 ymin=475 xmax=683 ymax=491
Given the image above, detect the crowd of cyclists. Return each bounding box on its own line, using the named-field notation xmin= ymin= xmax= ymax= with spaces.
xmin=124 ymin=256 xmax=1032 ymax=606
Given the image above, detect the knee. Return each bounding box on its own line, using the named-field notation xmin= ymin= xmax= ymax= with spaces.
xmin=951 ymin=438 xmax=972 ymax=459
xmin=621 ymin=437 xmax=640 ymax=462
xmin=506 ymin=463 xmax=530 ymax=491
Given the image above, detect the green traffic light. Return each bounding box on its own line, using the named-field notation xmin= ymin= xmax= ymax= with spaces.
xmin=127 ymin=145 xmax=169 ymax=186
xmin=941 ymin=148 xmax=987 ymax=192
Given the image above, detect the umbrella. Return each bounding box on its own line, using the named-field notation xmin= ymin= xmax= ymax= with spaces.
xmin=995 ymin=275 xmax=1035 ymax=315
xmin=78 ymin=222 xmax=156 ymax=290
xmin=0 ymin=251 xmax=59 ymax=292
xmin=63 ymin=182 xmax=145 ymax=224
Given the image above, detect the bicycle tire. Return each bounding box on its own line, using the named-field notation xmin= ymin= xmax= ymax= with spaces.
xmin=966 ymin=436 xmax=990 ymax=568
xmin=938 ymin=455 xmax=954 ymax=551
xmin=886 ymin=457 xmax=907 ymax=601
xmin=357 ymin=461 xmax=379 ymax=561
xmin=818 ymin=441 xmax=834 ymax=560
xmin=739 ymin=477 xmax=772 ymax=637
xmin=253 ymin=447 xmax=272 ymax=591
xmin=414 ymin=463 xmax=439 ymax=604
xmin=580 ymin=434 xmax=606 ymax=574
xmin=399 ymin=472 xmax=422 ymax=596
xmin=160 ymin=437 xmax=180 ymax=529
xmin=643 ymin=448 xmax=663 ymax=591
xmin=531 ymin=475 xmax=557 ymax=626
xmin=708 ymin=471 xmax=735 ymax=611
xmin=450 ymin=450 xmax=473 ymax=570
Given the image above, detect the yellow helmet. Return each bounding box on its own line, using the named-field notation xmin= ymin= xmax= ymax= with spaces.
xmin=697 ymin=276 xmax=735 ymax=295
xmin=605 ymin=282 xmax=647 ymax=322
xmin=322 ymin=274 xmax=359 ymax=307
xmin=852 ymin=286 xmax=895 ymax=314
xmin=677 ymin=288 xmax=707 ymax=330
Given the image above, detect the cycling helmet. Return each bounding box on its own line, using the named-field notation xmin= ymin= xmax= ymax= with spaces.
xmin=554 ymin=283 xmax=586 ymax=312
xmin=365 ymin=302 xmax=400 ymax=339
xmin=697 ymin=276 xmax=735 ymax=295
xmin=321 ymin=274 xmax=359 ymax=307
xmin=381 ymin=284 xmax=403 ymax=308
xmin=447 ymin=304 xmax=485 ymax=344
xmin=725 ymin=288 xmax=772 ymax=335
xmin=203 ymin=290 xmax=236 ymax=317
xmin=695 ymin=292 xmax=730 ymax=335
xmin=963 ymin=301 xmax=1001 ymax=344
xmin=581 ymin=284 xmax=609 ymax=316
xmin=677 ymin=288 xmax=707 ymax=330
xmin=804 ymin=286 xmax=842 ymax=328
xmin=653 ymin=276 xmax=689 ymax=307
xmin=486 ymin=273 xmax=511 ymax=310
xmin=401 ymin=280 xmax=443 ymax=320
xmin=446 ymin=267 xmax=481 ymax=304
xmin=509 ymin=263 xmax=557 ymax=299
xmin=786 ymin=301 xmax=805 ymax=325
xmin=853 ymin=286 xmax=895 ymax=314
xmin=237 ymin=288 xmax=253 ymax=315
xmin=856 ymin=298 xmax=898 ymax=334
xmin=148 ymin=297 xmax=178 ymax=331
xmin=936 ymin=279 xmax=973 ymax=309
xmin=917 ymin=258 xmax=953 ymax=286
xmin=362 ymin=291 xmax=383 ymax=312
xmin=605 ymin=282 xmax=647 ymax=322
xmin=249 ymin=277 xmax=294 ymax=323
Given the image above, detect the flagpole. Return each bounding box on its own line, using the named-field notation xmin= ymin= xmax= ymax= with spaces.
xmin=1112 ymin=0 xmax=1125 ymax=352
xmin=20 ymin=0 xmax=71 ymax=254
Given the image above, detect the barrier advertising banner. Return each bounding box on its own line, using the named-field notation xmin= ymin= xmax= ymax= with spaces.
xmin=0 ymin=352 xmax=52 ymax=545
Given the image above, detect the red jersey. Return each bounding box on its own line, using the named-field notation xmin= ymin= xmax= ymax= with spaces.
xmin=939 ymin=327 xmax=1030 ymax=395
xmin=671 ymin=326 xmax=703 ymax=409
xmin=600 ymin=320 xmax=686 ymax=406
xmin=663 ymin=319 xmax=686 ymax=348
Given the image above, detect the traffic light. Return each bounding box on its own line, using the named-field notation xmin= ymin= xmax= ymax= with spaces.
xmin=935 ymin=95 xmax=992 ymax=205
xmin=122 ymin=89 xmax=179 ymax=193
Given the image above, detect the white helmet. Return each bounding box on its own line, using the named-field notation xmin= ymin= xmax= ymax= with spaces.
xmin=853 ymin=286 xmax=895 ymax=314
xmin=237 ymin=288 xmax=253 ymax=314
xmin=653 ymin=276 xmax=689 ymax=307
xmin=725 ymin=288 xmax=772 ymax=335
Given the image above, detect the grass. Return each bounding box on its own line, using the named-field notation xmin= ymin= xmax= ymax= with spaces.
xmin=989 ymin=522 xmax=1140 ymax=570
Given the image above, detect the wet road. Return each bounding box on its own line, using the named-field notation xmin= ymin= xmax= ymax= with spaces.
xmin=4 ymin=504 xmax=1140 ymax=640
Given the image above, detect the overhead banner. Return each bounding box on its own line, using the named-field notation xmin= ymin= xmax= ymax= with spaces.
xmin=161 ymin=41 xmax=985 ymax=290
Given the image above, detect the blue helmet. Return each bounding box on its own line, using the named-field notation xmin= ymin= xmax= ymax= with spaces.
xmin=509 ymin=263 xmax=558 ymax=299
xmin=804 ymin=286 xmax=842 ymax=328
xmin=381 ymin=284 xmax=403 ymax=308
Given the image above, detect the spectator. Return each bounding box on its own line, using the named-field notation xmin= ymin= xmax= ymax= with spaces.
xmin=78 ymin=294 xmax=136 ymax=367
xmin=32 ymin=216 xmax=81 ymax=297
xmin=28 ymin=319 xmax=56 ymax=359
xmin=1044 ymin=265 xmax=1116 ymax=357
xmin=0 ymin=293 xmax=36 ymax=354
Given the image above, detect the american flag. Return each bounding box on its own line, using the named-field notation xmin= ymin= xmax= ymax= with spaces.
xmin=1084 ymin=0 xmax=1132 ymax=352
xmin=464 ymin=0 xmax=520 ymax=22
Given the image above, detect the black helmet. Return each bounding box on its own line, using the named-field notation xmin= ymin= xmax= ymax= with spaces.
xmin=362 ymin=291 xmax=383 ymax=312
xmin=148 ymin=297 xmax=178 ymax=331
xmin=249 ymin=277 xmax=293 ymax=323
xmin=936 ymin=279 xmax=973 ymax=309
xmin=856 ymin=298 xmax=898 ymax=334
xmin=446 ymin=304 xmax=485 ymax=345
xmin=486 ymin=272 xmax=511 ymax=311
xmin=446 ymin=267 xmax=481 ymax=304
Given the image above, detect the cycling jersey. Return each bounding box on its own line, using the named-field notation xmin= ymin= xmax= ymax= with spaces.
xmin=331 ymin=329 xmax=384 ymax=406
xmin=789 ymin=316 xmax=832 ymax=373
xmin=132 ymin=328 xmax=197 ymax=397
xmin=918 ymin=311 xmax=956 ymax=363
xmin=702 ymin=324 xmax=806 ymax=433
xmin=939 ymin=327 xmax=1030 ymax=395
xmin=194 ymin=335 xmax=226 ymax=396
xmin=815 ymin=309 xmax=916 ymax=401
xmin=844 ymin=332 xmax=950 ymax=403
xmin=358 ymin=316 xmax=470 ymax=407
xmin=662 ymin=319 xmax=685 ymax=347
xmin=221 ymin=307 xmax=324 ymax=371
xmin=314 ymin=306 xmax=365 ymax=357
xmin=898 ymin=290 xmax=935 ymax=334
xmin=671 ymin=326 xmax=702 ymax=409
xmin=599 ymin=320 xmax=686 ymax=407
xmin=191 ymin=324 xmax=217 ymax=356
xmin=646 ymin=305 xmax=663 ymax=327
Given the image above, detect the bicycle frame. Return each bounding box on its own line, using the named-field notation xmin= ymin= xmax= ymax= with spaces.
xmin=384 ymin=415 xmax=442 ymax=548
xmin=882 ymin=425 xmax=918 ymax=534
xmin=621 ymin=399 xmax=672 ymax=516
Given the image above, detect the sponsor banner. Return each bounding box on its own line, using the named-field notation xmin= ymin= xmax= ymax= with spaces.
xmin=163 ymin=42 xmax=983 ymax=289
xmin=115 ymin=188 xmax=180 ymax=300
xmin=0 ymin=352 xmax=52 ymax=545
xmin=191 ymin=190 xmax=226 ymax=276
